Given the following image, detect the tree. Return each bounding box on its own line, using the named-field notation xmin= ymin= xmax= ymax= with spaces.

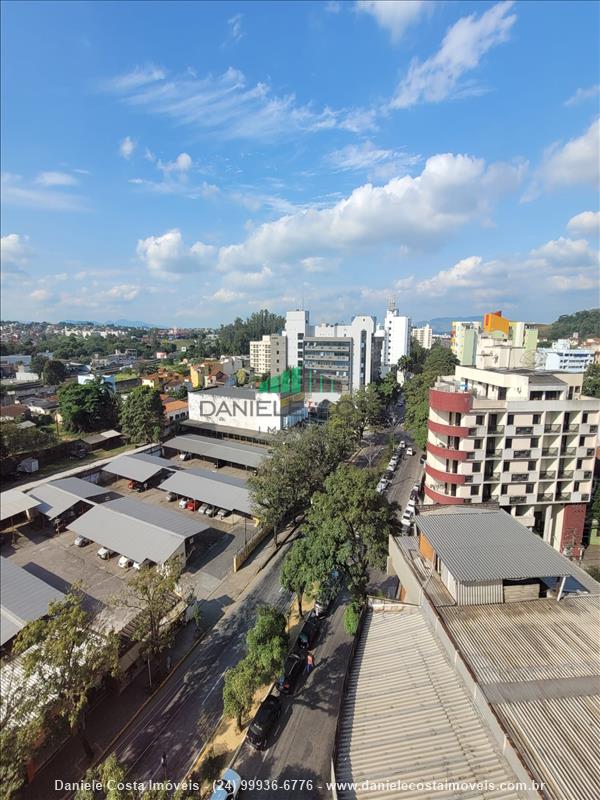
xmin=582 ymin=363 xmax=600 ymax=398
xmin=42 ymin=359 xmax=67 ymax=386
xmin=543 ymin=309 xmax=600 ymax=341
xmin=329 ymin=386 xmax=384 ymax=442
xmin=245 ymin=606 xmax=287 ymax=683
xmin=120 ymin=385 xmax=165 ymax=444
xmin=58 ymin=381 xmax=119 ymax=433
xmin=113 ymin=562 xmax=180 ymax=689
xmin=223 ymin=657 xmax=257 ymax=731
xmin=168 ymin=385 xmax=188 ymax=401
xmin=12 ymin=591 xmax=119 ymax=760
xmin=0 ymin=664 xmax=44 ymax=798
xmin=280 ymin=538 xmax=313 ymax=618
xmin=235 ymin=368 xmax=249 ymax=386
xmin=344 ymin=600 xmax=362 ymax=636
xmin=0 ymin=420 xmax=58 ymax=457
xmin=299 ymin=464 xmax=397 ymax=601
xmin=31 ymin=354 xmax=49 ymax=376
xmin=398 ymin=339 xmax=427 ymax=376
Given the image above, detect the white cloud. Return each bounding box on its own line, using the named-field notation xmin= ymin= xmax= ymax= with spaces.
xmin=216 ymin=152 xmax=524 ymax=271
xmin=391 ymin=1 xmax=516 ymax=109
xmin=356 ymin=1 xmax=433 ymax=41
xmin=108 ymin=64 xmax=166 ymax=91
xmin=157 ymin=152 xmax=192 ymax=174
xmin=565 ymin=85 xmax=600 ymax=107
xmin=1 ymin=233 xmax=31 ymax=268
xmin=226 ymin=13 xmax=245 ymax=44
xmin=528 ymin=236 xmax=599 ymax=268
xmin=119 ymin=136 xmax=137 ymax=159
xmin=301 ymin=256 xmax=340 ymax=273
xmin=526 ymin=119 xmax=600 ymax=198
xmin=567 ymin=211 xmax=600 ymax=236
xmin=104 ymin=284 xmax=141 ymax=301
xmin=326 ymin=141 xmax=420 ymax=178
xmin=136 ymin=229 xmax=216 ymax=275
xmin=1 ymin=173 xmax=86 ymax=212
xmin=108 ymin=65 xmax=376 ymax=140
xmin=36 ymin=171 xmax=78 ymax=187
xmin=31 ymin=288 xmax=51 ymax=302
xmin=211 ymin=288 xmax=245 ymax=303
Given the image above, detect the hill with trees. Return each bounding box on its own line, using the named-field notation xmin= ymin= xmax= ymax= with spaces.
xmin=538 ymin=309 xmax=600 ymax=342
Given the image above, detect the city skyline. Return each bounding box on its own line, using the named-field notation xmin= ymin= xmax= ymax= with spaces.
xmin=1 ymin=1 xmax=599 ymax=326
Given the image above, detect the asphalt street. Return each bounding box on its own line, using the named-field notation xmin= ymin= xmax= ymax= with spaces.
xmin=109 ymin=541 xmax=294 ymax=783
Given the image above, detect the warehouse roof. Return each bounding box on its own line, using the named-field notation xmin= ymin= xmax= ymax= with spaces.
xmin=69 ymin=496 xmax=208 ymax=564
xmin=183 ymin=419 xmax=275 ymax=443
xmin=103 ymin=452 xmax=177 ymax=482
xmin=416 ymin=509 xmax=572 ymax=582
xmin=440 ymin=596 xmax=600 ymax=800
xmin=0 ymin=489 xmax=41 ymax=522
xmin=1 ymin=557 xmax=65 ymax=646
xmin=202 ymin=386 xmax=259 ymax=399
xmin=82 ymin=429 xmax=122 ymax=446
xmin=27 ymin=477 xmax=109 ymax=520
xmin=335 ymin=608 xmax=523 ymax=799
xmin=159 ymin=467 xmax=252 ymax=515
xmin=164 ymin=434 xmax=268 ymax=469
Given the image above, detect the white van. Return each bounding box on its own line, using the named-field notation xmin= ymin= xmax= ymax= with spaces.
xmin=97 ymin=547 xmax=114 ymax=560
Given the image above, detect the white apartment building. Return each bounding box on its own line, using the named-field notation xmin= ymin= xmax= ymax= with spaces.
xmin=412 ymin=324 xmax=433 ymax=350
xmin=537 ymin=339 xmax=594 ymax=373
xmin=312 ymin=315 xmax=377 ymax=391
xmin=249 ymin=334 xmax=287 ymax=375
xmin=380 ymin=302 xmax=410 ymax=375
xmin=424 ymin=366 xmax=599 ymax=556
xmin=284 ymin=310 xmax=310 ymax=369
xmin=451 ymin=321 xmax=482 ymax=366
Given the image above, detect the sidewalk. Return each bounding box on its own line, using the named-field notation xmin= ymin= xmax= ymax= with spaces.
xmin=22 ymin=528 xmax=288 ymax=799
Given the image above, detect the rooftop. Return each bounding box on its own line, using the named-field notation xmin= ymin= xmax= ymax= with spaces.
xmin=335 ymin=608 xmax=525 ymax=799
xmin=103 ymin=452 xmax=177 ymax=483
xmin=416 ymin=509 xmax=573 ymax=582
xmin=1 ymin=557 xmax=65 ymax=646
xmin=164 ymin=433 xmax=268 ymax=469
xmin=0 ymin=489 xmax=41 ymax=522
xmin=159 ymin=467 xmax=251 ymax=515
xmin=27 ymin=477 xmax=110 ymax=519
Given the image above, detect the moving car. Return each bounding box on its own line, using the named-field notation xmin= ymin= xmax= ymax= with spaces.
xmin=118 ymin=555 xmax=132 ymax=569
xmin=209 ymin=769 xmax=242 ymax=800
xmin=97 ymin=546 xmax=114 ymax=560
xmin=165 ymin=491 xmax=177 ymax=502
xmin=74 ymin=536 xmax=90 ymax=547
xmin=246 ymin=694 xmax=281 ymax=749
xmin=296 ymin=613 xmax=320 ymax=650
xmin=278 ymin=653 xmax=306 ymax=695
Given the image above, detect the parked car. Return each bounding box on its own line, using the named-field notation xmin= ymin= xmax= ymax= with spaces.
xmin=413 ymin=482 xmax=421 ymax=493
xmin=398 ymin=440 xmax=406 ymax=449
xmin=133 ymin=559 xmax=151 ymax=570
xmin=179 ymin=452 xmax=191 ymax=461
xmin=178 ymin=498 xmax=188 ymax=509
xmin=278 ymin=653 xmax=306 ymax=695
xmin=296 ymin=613 xmax=320 ymax=650
xmin=165 ymin=491 xmax=177 ymax=502
xmin=186 ymin=499 xmax=198 ymax=511
xmin=74 ymin=536 xmax=90 ymax=547
xmin=118 ymin=555 xmax=132 ymax=569
xmin=419 ymin=454 xmax=426 ymax=464
xmin=406 ymin=447 xmax=414 ymax=456
xmin=197 ymin=502 xmax=209 ymax=514
xmin=209 ymin=768 xmax=242 ymax=800
xmin=135 ymin=482 xmax=148 ymax=493
xmin=400 ymin=511 xmax=413 ymax=529
xmin=246 ymin=694 xmax=281 ymax=749
xmin=97 ymin=547 xmax=114 ymax=560
xmin=128 ymin=480 xmax=139 ymax=490
xmin=217 ymin=508 xmax=231 ymax=520
xmin=376 ymin=483 xmax=385 ymax=494
xmin=410 ymin=489 xmax=419 ymax=502
xmin=405 ymin=499 xmax=417 ymax=515
xmin=203 ymin=504 xmax=215 ymax=517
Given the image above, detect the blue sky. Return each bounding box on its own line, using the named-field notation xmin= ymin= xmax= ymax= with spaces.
xmin=1 ymin=0 xmax=599 ymax=327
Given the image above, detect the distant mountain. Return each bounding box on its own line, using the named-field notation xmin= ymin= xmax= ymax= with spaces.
xmin=414 ymin=315 xmax=481 ymax=334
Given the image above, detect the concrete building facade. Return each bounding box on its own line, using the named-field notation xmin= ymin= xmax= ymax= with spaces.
xmin=411 ymin=324 xmax=433 ymax=350
xmin=424 ymin=366 xmax=599 ymax=556
xmin=380 ymin=302 xmax=410 ymax=375
xmin=537 ymin=339 xmax=594 ymax=373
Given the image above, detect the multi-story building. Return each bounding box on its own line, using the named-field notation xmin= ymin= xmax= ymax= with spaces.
xmin=424 ymin=366 xmax=599 ymax=555
xmin=411 ymin=324 xmax=433 ymax=350
xmin=283 ymin=310 xmax=310 ymax=369
xmin=451 ymin=321 xmax=482 ymax=365
xmin=249 ymin=334 xmax=287 ymax=376
xmin=302 ymin=337 xmax=352 ymax=393
xmin=537 ymin=339 xmax=594 ymax=373
xmin=380 ymin=301 xmax=410 ymax=375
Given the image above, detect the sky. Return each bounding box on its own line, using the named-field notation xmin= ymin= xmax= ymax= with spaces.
xmin=1 ymin=0 xmax=599 ymax=328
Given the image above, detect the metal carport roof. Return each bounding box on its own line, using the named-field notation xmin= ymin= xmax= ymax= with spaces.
xmin=28 ymin=477 xmax=110 ymax=519
xmin=1 ymin=557 xmax=65 ymax=645
xmin=103 ymin=452 xmax=177 ymax=483
xmin=164 ymin=434 xmax=268 ymax=469
xmin=416 ymin=509 xmax=572 ymax=582
xmin=68 ymin=496 xmax=209 ymax=565
xmin=159 ymin=467 xmax=252 ymax=515
xmin=0 ymin=489 xmax=41 ymax=522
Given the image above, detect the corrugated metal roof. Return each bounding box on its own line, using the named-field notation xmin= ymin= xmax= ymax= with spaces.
xmin=164 ymin=434 xmax=267 ymax=469
xmin=159 ymin=467 xmax=251 ymax=515
xmin=440 ymin=596 xmax=600 ymax=800
xmin=0 ymin=489 xmax=41 ymax=522
xmin=202 ymin=387 xmax=259 ymax=399
xmin=416 ymin=509 xmax=572 ymax=581
xmin=183 ymin=419 xmax=275 ymax=442
xmin=27 ymin=477 xmax=109 ymax=519
xmin=68 ymin=496 xmax=209 ymax=564
xmin=335 ymin=609 xmax=524 ymax=799
xmin=1 ymin=557 xmax=65 ymax=645
xmin=103 ymin=452 xmax=177 ymax=482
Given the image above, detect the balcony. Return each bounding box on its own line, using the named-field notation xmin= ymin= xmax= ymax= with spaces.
xmin=426 ymin=442 xmax=468 ymax=461
xmin=536 ymin=493 xmax=554 ymax=502
xmin=558 ymin=470 xmax=574 ymax=479
xmin=429 ymin=387 xmax=473 ymax=414
xmin=577 ymin=447 xmax=595 ymax=458
xmin=509 ymin=496 xmax=527 ymax=504
xmin=540 ymin=471 xmax=556 ymax=480
xmin=560 ymin=448 xmax=576 ymax=457
xmin=464 ymin=475 xmax=473 ymax=484
xmin=568 ymin=424 xmax=579 ymax=432
xmin=511 ymin=473 xmax=529 ymax=482
xmin=557 ymin=493 xmax=572 ymax=501
xmin=541 ymin=448 xmax=558 ymax=457
xmin=425 ymin=464 xmax=466 ymax=485
xmin=512 ymin=449 xmax=531 ymax=459
xmin=423 ymin=484 xmax=465 ymax=505
xmin=428 ymin=420 xmax=470 ymax=438
xmin=544 ymin=424 xmax=561 ymax=433
xmin=515 ymin=426 xmax=534 ymax=435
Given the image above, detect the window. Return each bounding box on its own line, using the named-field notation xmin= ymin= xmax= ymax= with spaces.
xmin=579 ymin=436 xmax=585 ymax=446
xmin=472 ymin=462 xmax=481 ymax=472
xmin=533 ymin=414 xmax=541 ymax=424
xmin=526 ymin=484 xmax=534 ymax=494
xmin=528 ymin=461 xmax=536 ymax=471
xmin=583 ymin=412 xmax=588 ymax=423
xmin=574 ymin=481 xmax=580 ymax=491
xmin=530 ymin=391 xmax=543 ymax=401
xmin=531 ymin=438 xmax=539 ymax=448
xmin=507 ymin=414 xmax=514 ymax=425
xmin=506 ymin=438 xmax=512 ymax=448
xmin=474 ymin=439 xmax=482 ymax=449
xmin=501 ymin=485 xmax=508 ymax=495
xmin=476 ymin=415 xmax=484 ymax=425
xmin=577 ymin=458 xmax=583 ymax=469
xmin=503 ymin=461 xmax=510 ymax=472
xmin=470 ymin=486 xmax=479 ymax=496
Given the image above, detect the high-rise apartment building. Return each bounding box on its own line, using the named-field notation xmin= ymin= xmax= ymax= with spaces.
xmin=249 ymin=334 xmax=287 ymax=375
xmin=424 ymin=366 xmax=599 ymax=555
xmin=313 ymin=315 xmax=377 ymax=391
xmin=451 ymin=321 xmax=482 ymax=365
xmin=412 ymin=324 xmax=433 ymax=350
xmin=380 ymin=301 xmax=410 ymax=375
xmin=284 ymin=310 xmax=311 ymax=369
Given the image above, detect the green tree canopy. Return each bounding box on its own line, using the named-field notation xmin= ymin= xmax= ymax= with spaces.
xmin=235 ymin=368 xmax=249 ymax=386
xmin=280 ymin=537 xmax=314 ymax=617
xmin=12 ymin=591 xmax=119 ymax=760
xmin=542 ymin=309 xmax=600 ymax=341
xmin=223 ymin=657 xmax=257 ymax=731
xmin=0 ymin=420 xmax=58 ymax=458
xmin=42 ymin=359 xmax=67 ymax=386
xmin=582 ymin=363 xmax=600 ymax=398
xmin=245 ymin=606 xmax=287 ymax=684
xmin=216 ymin=309 xmax=285 ymax=355
xmin=57 ymin=381 xmax=119 ymax=433
xmin=119 ymin=385 xmax=165 ymax=444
